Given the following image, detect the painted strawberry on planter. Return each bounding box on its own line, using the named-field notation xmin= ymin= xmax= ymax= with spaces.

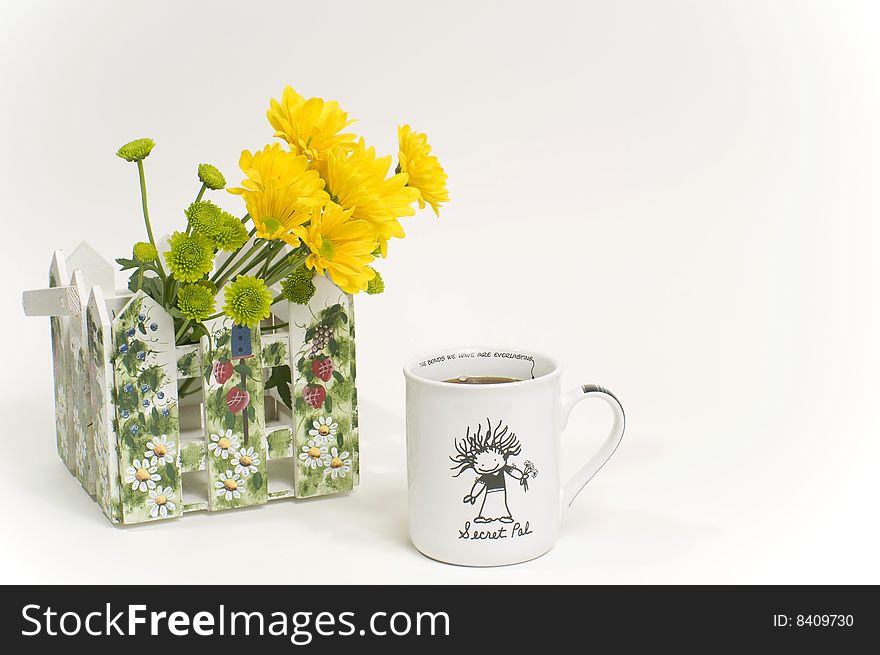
xmin=303 ymin=384 xmax=327 ymax=409
xmin=312 ymin=358 xmax=335 ymax=382
xmin=213 ymin=361 xmax=234 ymax=385
xmin=226 ymin=386 xmax=250 ymax=413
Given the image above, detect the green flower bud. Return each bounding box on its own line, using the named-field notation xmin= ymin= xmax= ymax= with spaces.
xmin=133 ymin=241 xmax=158 ymax=263
xmin=212 ymin=212 xmax=249 ymax=252
xmin=223 ymin=275 xmax=273 ymax=328
xmin=185 ymin=200 xmax=222 ymax=235
xmin=116 ymin=138 xmax=155 ymax=162
xmin=177 ymin=284 xmax=216 ymax=322
xmin=198 ymin=163 xmax=226 ymax=190
xmin=164 ymin=231 xmax=215 ymax=283
xmin=196 ymin=279 xmax=218 ymax=295
xmin=280 ymin=266 xmax=316 ymax=305
xmin=366 ymin=267 xmax=384 ymax=295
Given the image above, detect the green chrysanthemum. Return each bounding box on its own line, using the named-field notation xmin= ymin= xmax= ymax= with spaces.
xmin=223 ymin=275 xmax=273 ymax=328
xmin=366 ymin=267 xmax=385 ymax=295
xmin=164 ymin=231 xmax=215 ymax=282
xmin=133 ymin=241 xmax=158 ymax=263
xmin=116 ymin=138 xmax=155 ymax=162
xmin=196 ymin=279 xmax=218 ymax=295
xmin=177 ymin=284 xmax=216 ymax=322
xmin=185 ymin=202 xmax=248 ymax=252
xmin=280 ymin=266 xmax=316 ymax=305
xmin=198 ymin=163 xmax=226 ymax=190
xmin=185 ymin=200 xmax=222 ymax=235
xmin=212 ymin=212 xmax=249 ymax=252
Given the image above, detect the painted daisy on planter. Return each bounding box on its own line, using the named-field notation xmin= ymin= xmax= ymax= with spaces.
xmin=232 ymin=446 xmax=260 ymax=477
xmin=324 ymin=447 xmax=352 ymax=480
xmin=146 ymin=486 xmax=177 ymax=518
xmin=299 ymin=439 xmax=330 ymax=469
xmin=144 ymin=434 xmax=176 ymax=466
xmin=215 ymin=470 xmax=244 ymax=501
xmin=208 ymin=429 xmax=239 ymax=460
xmin=125 ymin=458 xmax=161 ymax=492
xmin=308 ymin=416 xmax=338 ymax=444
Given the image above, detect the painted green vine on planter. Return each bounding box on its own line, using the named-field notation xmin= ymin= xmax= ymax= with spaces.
xmin=112 ymin=292 xmax=182 ymax=523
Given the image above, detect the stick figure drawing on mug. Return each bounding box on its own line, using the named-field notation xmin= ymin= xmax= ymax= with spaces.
xmin=450 ymin=418 xmax=538 ymax=524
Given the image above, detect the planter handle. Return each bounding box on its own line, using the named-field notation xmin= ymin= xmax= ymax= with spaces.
xmin=22 ymin=286 xmax=81 ymax=317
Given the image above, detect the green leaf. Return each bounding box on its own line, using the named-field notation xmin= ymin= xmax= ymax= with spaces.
xmin=325 ymin=395 xmax=333 ymax=413
xmin=149 ymin=407 xmax=161 ymax=435
xmin=332 ymin=370 xmax=344 ymax=383
xmin=340 ymin=312 xmax=348 ymax=323
xmin=328 ymin=338 xmax=338 ymax=355
xmin=224 ymin=412 xmax=236 ymax=430
xmin=116 ymin=257 xmax=139 ymax=271
xmin=249 ymin=471 xmax=263 ymax=492
xmin=164 ymin=463 xmax=178 ymax=488
xmin=265 ymin=365 xmax=292 ymax=410
xmin=138 ymin=322 xmax=147 ymax=335
xmin=190 ymin=323 xmax=209 ymax=342
xmin=294 ymin=396 xmax=307 ymax=413
xmin=337 ymin=433 xmax=344 ymax=448
xmin=131 ymin=275 xmax=164 ymax=304
xmin=247 ymin=405 xmax=256 ymax=421
xmin=276 ymin=377 xmax=292 ymax=409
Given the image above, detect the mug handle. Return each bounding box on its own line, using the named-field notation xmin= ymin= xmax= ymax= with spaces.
xmin=560 ymin=384 xmax=626 ymax=507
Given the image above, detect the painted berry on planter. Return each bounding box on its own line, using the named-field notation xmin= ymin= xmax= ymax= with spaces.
xmin=309 ymin=323 xmax=333 ymax=358
xmin=312 ymin=358 xmax=335 ymax=382
xmin=213 ymin=361 xmax=234 ymax=385
xmin=226 ymin=386 xmax=250 ymax=413
xmin=303 ymin=384 xmax=327 ymax=409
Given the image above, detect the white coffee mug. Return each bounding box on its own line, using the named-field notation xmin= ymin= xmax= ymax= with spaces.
xmin=404 ymin=347 xmax=625 ymax=566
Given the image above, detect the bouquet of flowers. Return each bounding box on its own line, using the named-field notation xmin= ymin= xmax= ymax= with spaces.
xmin=115 ymin=85 xmax=448 ymax=353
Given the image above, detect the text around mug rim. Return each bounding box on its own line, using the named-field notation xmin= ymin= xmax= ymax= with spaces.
xmin=403 ymin=346 xmax=562 ymax=389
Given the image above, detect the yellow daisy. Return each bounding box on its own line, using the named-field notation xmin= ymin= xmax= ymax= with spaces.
xmin=324 ymin=139 xmax=420 ymax=257
xmin=228 ymin=144 xmax=328 ymax=245
xmin=294 ymin=202 xmax=377 ymax=294
xmin=398 ymin=125 xmax=449 ymax=216
xmin=267 ymin=86 xmax=357 ymax=166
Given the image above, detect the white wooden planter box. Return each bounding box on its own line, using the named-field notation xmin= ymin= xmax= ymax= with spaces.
xmin=23 ymin=243 xmax=360 ymax=525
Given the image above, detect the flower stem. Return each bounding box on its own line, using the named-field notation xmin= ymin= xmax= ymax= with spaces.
xmin=136 ymin=160 xmax=166 ymax=277
xmin=214 ymin=241 xmax=268 ymax=290
xmin=210 ymin=229 xmax=258 ymax=284
xmin=261 ymin=241 xmax=282 ymax=278
xmin=175 ymin=319 xmax=191 ymax=342
xmin=185 ymin=184 xmax=208 ymax=236
xmin=265 ymin=250 xmax=310 ymax=288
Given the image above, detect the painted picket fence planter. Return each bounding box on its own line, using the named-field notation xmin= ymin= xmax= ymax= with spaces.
xmin=23 ymin=242 xmax=360 ymax=525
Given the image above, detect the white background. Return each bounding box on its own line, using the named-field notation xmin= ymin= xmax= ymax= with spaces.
xmin=1 ymin=0 xmax=878 ymax=584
